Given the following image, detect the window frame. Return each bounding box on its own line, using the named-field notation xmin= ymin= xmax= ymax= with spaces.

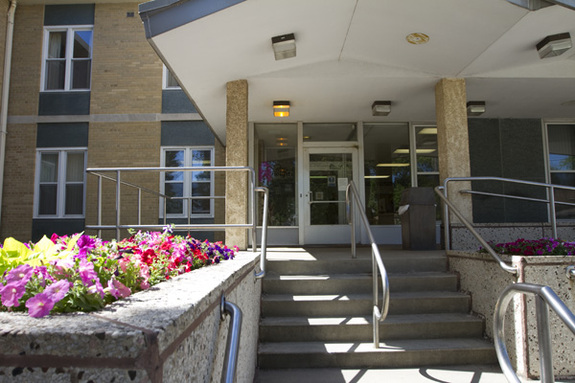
xmin=160 ymin=146 xmax=215 ymax=219
xmin=34 ymin=148 xmax=87 ymax=219
xmin=162 ymin=65 xmax=181 ymax=90
xmin=41 ymin=25 xmax=93 ymax=92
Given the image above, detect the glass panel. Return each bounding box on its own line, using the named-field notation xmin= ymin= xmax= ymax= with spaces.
xmin=40 ymin=153 xmax=59 ymax=182
xmin=165 ymin=183 xmax=183 ymax=214
xmin=192 ymin=199 xmax=210 ymax=214
xmin=164 ymin=150 xmax=184 ymax=181
xmin=48 ymin=31 xmax=66 ymax=59
xmin=66 ymin=152 xmax=84 ymax=182
xmin=548 ymin=124 xmax=575 ymax=171
xmin=303 ymin=123 xmax=357 ymax=142
xmin=255 ymin=124 xmax=297 ymax=226
xmin=73 ymin=30 xmax=92 ymax=58
xmin=166 ymin=69 xmax=180 ymax=88
xmin=415 ymin=126 xmax=439 ymax=173
xmin=45 ymin=60 xmax=66 ymax=90
xmin=65 ymin=184 xmax=83 ymax=215
xmin=309 ymin=153 xmax=352 ymax=225
xmin=551 ymin=173 xmax=575 ymax=219
xmin=71 ymin=60 xmax=91 ymax=89
xmin=39 ymin=184 xmax=57 ymax=215
xmin=192 ymin=183 xmax=210 ymax=196
xmin=363 ymin=123 xmax=410 ymax=225
xmin=191 ymin=149 xmax=212 ymax=181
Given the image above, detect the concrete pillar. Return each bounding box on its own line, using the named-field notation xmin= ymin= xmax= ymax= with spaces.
xmin=435 ymin=78 xmax=473 ymax=223
xmin=225 ymin=80 xmax=249 ymax=249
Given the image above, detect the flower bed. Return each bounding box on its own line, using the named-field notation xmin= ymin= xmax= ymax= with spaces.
xmin=482 ymin=237 xmax=575 ymax=256
xmin=0 ymin=228 xmax=238 ymax=318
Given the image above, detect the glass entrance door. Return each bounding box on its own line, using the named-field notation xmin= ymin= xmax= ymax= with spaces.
xmin=301 ymin=147 xmax=358 ymax=244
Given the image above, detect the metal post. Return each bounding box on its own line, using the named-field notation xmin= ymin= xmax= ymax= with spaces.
xmin=443 ymin=181 xmax=451 ymax=250
xmin=351 ymin=194 xmax=356 ymax=259
xmin=97 ymin=175 xmax=102 ymax=238
xmin=255 ymin=187 xmax=268 ymax=279
xmin=116 ymin=170 xmax=121 ymax=240
xmin=549 ymin=185 xmax=558 ymax=239
xmin=536 ymin=296 xmax=555 ymax=383
xmin=251 ymin=169 xmax=257 ymax=253
xmin=137 ymin=189 xmax=142 ymax=226
xmin=221 ymin=295 xmax=242 ymax=383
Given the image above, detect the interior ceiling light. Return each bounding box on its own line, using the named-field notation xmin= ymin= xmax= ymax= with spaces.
xmin=272 ymin=33 xmax=296 ymax=60
xmin=536 ymin=32 xmax=572 ymax=59
xmin=393 ymin=148 xmax=436 ymax=154
xmin=417 ymin=127 xmax=438 ymax=135
xmin=372 ymin=101 xmax=391 ymax=116
xmin=273 ymin=101 xmax=290 ymax=117
xmin=365 ymin=175 xmax=391 ymax=179
xmin=376 ymin=163 xmax=410 ymax=167
xmin=466 ymin=101 xmax=486 ymax=117
xmin=406 ymin=33 xmax=429 ymax=45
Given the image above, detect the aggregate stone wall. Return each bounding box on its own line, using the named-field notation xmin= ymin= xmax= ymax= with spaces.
xmin=0 ymin=252 xmax=261 ymax=382
xmin=448 ymin=251 xmax=575 ymax=379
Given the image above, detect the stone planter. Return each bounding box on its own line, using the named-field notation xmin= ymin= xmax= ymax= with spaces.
xmin=0 ymin=252 xmax=261 ymax=383
xmin=448 ymin=251 xmax=575 ymax=379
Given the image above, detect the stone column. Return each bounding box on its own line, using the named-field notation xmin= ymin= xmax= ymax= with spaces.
xmin=435 ymin=78 xmax=472 ymax=223
xmin=225 ymin=80 xmax=249 ymax=249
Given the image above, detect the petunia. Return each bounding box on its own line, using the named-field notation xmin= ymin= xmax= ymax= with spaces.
xmin=5 ymin=264 xmax=34 ymax=287
xmin=25 ymin=293 xmax=55 ymax=318
xmin=0 ymin=282 xmax=25 ymax=307
xmin=107 ymin=279 xmax=131 ymax=299
xmin=44 ymin=280 xmax=71 ymax=303
xmin=78 ymin=259 xmax=98 ymax=286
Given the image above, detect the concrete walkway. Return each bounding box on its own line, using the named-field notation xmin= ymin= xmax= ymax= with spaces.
xmin=255 ymin=365 xmax=575 ymax=383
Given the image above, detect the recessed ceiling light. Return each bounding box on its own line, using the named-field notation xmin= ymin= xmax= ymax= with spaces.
xmin=406 ymin=33 xmax=429 ymax=45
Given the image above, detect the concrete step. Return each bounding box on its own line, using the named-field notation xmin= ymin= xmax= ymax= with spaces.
xmin=259 ymin=313 xmax=485 ymax=342
xmin=263 ymin=272 xmax=458 ymax=295
xmin=258 ymin=338 xmax=497 ymax=369
xmin=266 ymin=254 xmax=447 ymax=275
xmin=261 ymin=291 xmax=471 ymax=317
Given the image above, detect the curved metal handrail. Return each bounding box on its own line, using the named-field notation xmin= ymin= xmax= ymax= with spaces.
xmin=346 ymin=181 xmax=390 ymax=348
xmin=494 ymin=283 xmax=575 ymax=383
xmin=220 ymin=294 xmax=243 ymax=383
xmin=434 ymin=185 xmax=518 ymax=274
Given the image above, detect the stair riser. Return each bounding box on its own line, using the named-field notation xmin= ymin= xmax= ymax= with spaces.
xmin=263 ymin=275 xmax=458 ymax=295
xmin=261 ymin=296 xmax=470 ymax=317
xmin=266 ymin=258 xmax=447 ymax=275
xmin=259 ymin=322 xmax=484 ymax=342
xmin=258 ymin=349 xmax=497 ymax=369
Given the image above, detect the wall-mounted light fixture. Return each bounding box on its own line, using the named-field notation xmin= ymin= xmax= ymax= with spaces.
xmin=466 ymin=101 xmax=486 ymax=116
xmin=536 ymin=32 xmax=572 ymax=59
xmin=273 ymin=101 xmax=290 ymax=117
xmin=272 ymin=33 xmax=296 ymax=60
xmin=372 ymin=101 xmax=391 ymax=116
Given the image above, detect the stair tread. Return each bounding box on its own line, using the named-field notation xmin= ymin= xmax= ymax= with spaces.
xmin=260 ymin=313 xmax=482 ymax=326
xmin=259 ymin=338 xmax=494 ymax=354
xmin=263 ymin=291 xmax=468 ymax=301
xmin=265 ymin=271 xmax=455 ymax=280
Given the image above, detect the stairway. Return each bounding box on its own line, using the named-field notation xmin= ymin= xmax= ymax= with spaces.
xmin=255 ymin=247 xmax=497 ymax=377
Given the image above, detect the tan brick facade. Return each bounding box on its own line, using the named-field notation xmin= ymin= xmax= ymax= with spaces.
xmin=91 ymin=3 xmax=162 ymax=114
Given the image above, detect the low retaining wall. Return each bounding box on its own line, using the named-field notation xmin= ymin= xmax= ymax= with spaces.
xmin=0 ymin=252 xmax=261 ymax=383
xmin=448 ymin=251 xmax=575 ymax=379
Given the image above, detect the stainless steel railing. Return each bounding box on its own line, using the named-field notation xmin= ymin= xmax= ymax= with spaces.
xmin=220 ymin=294 xmax=242 ymax=383
xmin=86 ymin=166 xmax=269 ymax=279
xmin=441 ymin=177 xmax=575 ymax=248
xmin=494 ymin=283 xmax=575 ymax=383
xmin=434 ymin=185 xmax=518 ymax=274
xmin=346 ymin=181 xmax=390 ymax=348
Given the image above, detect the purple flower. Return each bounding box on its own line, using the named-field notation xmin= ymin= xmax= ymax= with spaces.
xmin=77 ymin=235 xmax=96 ymax=257
xmin=78 ymin=259 xmax=98 ymax=286
xmin=107 ymin=279 xmax=131 ymax=299
xmin=44 ymin=280 xmax=71 ymax=302
xmin=0 ymin=282 xmax=25 ymax=307
xmin=25 ymin=293 xmax=55 ymax=318
xmin=5 ymin=264 xmax=34 ymax=287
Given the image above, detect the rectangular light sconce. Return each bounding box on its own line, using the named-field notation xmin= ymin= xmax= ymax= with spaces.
xmin=365 ymin=175 xmax=391 ymax=179
xmin=466 ymin=101 xmax=486 ymax=116
xmin=417 ymin=127 xmax=438 ymax=135
xmin=536 ymin=32 xmax=572 ymax=59
xmin=372 ymin=101 xmax=391 ymax=116
xmin=273 ymin=101 xmax=290 ymax=117
xmin=272 ymin=33 xmax=296 ymax=60
xmin=393 ymin=148 xmax=436 ymax=154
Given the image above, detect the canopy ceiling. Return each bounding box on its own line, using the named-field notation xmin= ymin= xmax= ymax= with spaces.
xmin=139 ymin=0 xmax=575 ymax=144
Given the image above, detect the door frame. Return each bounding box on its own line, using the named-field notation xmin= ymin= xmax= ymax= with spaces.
xmin=298 ymin=145 xmax=360 ymax=245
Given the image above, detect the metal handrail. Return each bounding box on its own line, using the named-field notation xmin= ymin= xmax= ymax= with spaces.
xmin=86 ymin=166 xmax=269 ymax=279
xmin=494 ymin=283 xmax=575 ymax=383
xmin=220 ymin=294 xmax=242 ymax=383
xmin=434 ymin=185 xmax=518 ymax=274
xmin=346 ymin=181 xmax=390 ymax=348
xmin=442 ymin=177 xmax=575 ymax=248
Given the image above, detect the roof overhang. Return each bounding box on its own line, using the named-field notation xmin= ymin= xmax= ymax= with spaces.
xmin=139 ymin=0 xmax=575 ymax=144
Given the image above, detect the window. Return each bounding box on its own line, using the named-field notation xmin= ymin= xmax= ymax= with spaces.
xmin=35 ymin=149 xmax=87 ymax=218
xmin=163 ymin=65 xmax=181 ymax=89
xmin=161 ymin=147 xmax=214 ymax=218
xmin=42 ymin=26 xmax=93 ymax=91
xmin=547 ymin=123 xmax=575 ymax=219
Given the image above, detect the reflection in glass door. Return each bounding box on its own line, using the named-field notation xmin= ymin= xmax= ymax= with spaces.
xmin=302 ymin=147 xmax=358 ymax=244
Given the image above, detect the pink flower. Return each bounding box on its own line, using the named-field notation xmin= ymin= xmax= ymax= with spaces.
xmin=107 ymin=279 xmax=131 ymax=299
xmin=25 ymin=293 xmax=55 ymax=318
xmin=0 ymin=283 xmax=25 ymax=307
xmin=5 ymin=264 xmax=33 ymax=287
xmin=78 ymin=259 xmax=98 ymax=286
xmin=44 ymin=280 xmax=71 ymax=302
